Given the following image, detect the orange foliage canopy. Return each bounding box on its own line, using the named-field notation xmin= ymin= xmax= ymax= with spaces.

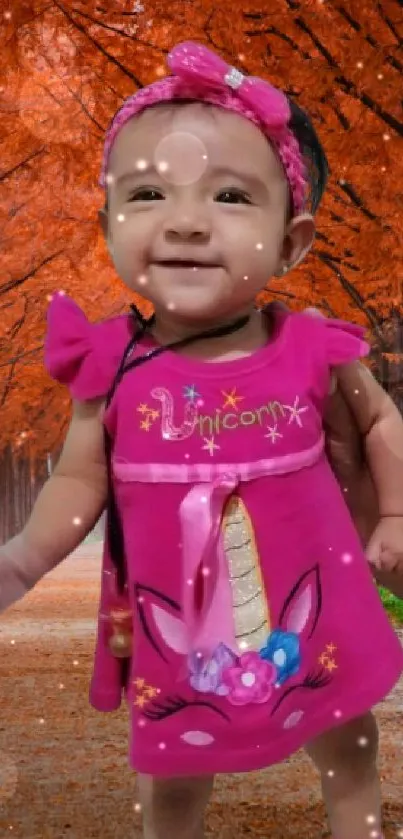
xmin=0 ymin=0 xmax=402 ymax=459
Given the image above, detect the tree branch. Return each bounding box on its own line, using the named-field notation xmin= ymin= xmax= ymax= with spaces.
xmin=315 ymin=247 xmax=360 ymax=273
xmin=70 ymin=3 xmax=141 ymax=39
xmin=334 ymin=4 xmax=402 ymax=74
xmin=0 ymin=148 xmax=46 ymax=183
xmin=321 ymin=93 xmax=350 ymax=131
xmin=327 ymin=185 xmax=391 ymax=232
xmin=51 ymin=0 xmax=144 ymax=88
xmin=314 ymin=250 xmax=386 ymax=344
xmin=0 ymin=361 xmax=17 ymax=409
xmin=9 ymin=296 xmax=29 ymax=341
xmin=73 ymin=42 xmax=128 ymax=103
xmin=63 ymin=79 xmax=105 ymax=133
xmin=0 ymin=251 xmax=65 ymax=297
xmin=286 ymin=9 xmax=403 ymax=136
xmin=376 ymin=1 xmax=403 ymax=47
xmin=338 ymin=182 xmax=378 ymax=222
xmin=245 ymin=24 xmax=311 ymax=61
xmin=251 ymin=5 xmax=402 ymax=136
xmin=69 ymin=4 xmax=171 ymax=57
xmin=327 ymin=212 xmax=360 ymax=234
xmin=0 ymin=346 xmax=43 ymax=369
xmin=243 ymin=22 xmax=398 ymax=229
xmin=338 ymin=182 xmax=393 ymax=232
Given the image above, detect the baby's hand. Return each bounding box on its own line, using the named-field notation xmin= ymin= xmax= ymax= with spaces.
xmin=366 ymin=517 xmax=403 ymax=574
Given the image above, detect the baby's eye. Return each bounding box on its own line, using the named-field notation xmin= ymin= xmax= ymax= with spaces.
xmin=215 ymin=188 xmax=252 ymax=205
xmin=128 ymin=188 xmax=164 ymax=202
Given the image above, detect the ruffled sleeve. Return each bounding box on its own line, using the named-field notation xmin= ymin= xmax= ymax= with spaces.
xmin=44 ymin=293 xmax=132 ymax=401
xmin=323 ymin=317 xmax=370 ymax=367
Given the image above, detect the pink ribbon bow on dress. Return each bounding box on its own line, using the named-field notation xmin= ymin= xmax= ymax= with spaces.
xmin=180 ymin=473 xmax=240 ymax=659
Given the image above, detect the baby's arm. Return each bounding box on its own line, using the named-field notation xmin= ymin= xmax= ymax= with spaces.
xmin=334 ymin=361 xmax=403 ymax=585
xmin=0 ymin=398 xmax=107 ymax=611
xmin=334 ymin=362 xmax=403 ymax=517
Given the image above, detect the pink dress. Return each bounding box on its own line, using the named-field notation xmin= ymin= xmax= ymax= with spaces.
xmin=45 ymin=294 xmax=403 ymax=777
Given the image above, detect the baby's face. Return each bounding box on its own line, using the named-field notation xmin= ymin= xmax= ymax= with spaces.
xmin=104 ymin=103 xmax=295 ymax=324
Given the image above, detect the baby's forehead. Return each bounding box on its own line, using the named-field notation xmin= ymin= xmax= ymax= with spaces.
xmin=108 ymin=102 xmax=286 ymax=185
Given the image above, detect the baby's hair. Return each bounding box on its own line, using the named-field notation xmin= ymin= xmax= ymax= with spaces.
xmin=102 ymin=95 xmax=328 ymax=217
xmin=287 ymin=98 xmax=329 ymax=214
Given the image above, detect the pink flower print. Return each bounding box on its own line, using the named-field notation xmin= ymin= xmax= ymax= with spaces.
xmin=222 ymin=651 xmax=277 ymax=706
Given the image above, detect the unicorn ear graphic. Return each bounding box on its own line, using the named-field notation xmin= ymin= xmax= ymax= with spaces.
xmin=135 ymin=583 xmax=188 ymax=662
xmin=278 ymin=565 xmax=322 ymax=640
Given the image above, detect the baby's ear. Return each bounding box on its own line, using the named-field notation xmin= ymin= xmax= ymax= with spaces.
xmin=281 ymin=213 xmax=316 ymax=271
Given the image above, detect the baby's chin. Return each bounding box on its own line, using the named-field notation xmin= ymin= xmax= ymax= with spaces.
xmin=160 ymin=302 xmax=224 ymax=326
xmin=152 ymin=290 xmax=234 ymax=325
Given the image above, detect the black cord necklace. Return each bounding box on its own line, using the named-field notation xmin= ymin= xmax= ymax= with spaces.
xmin=104 ymin=304 xmax=252 ymax=594
xmin=105 ymin=305 xmax=251 ymax=407
xmin=128 ymin=304 xmax=251 ymax=367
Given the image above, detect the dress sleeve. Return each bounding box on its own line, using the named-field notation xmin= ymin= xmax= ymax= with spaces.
xmin=323 ymin=317 xmax=371 ymax=367
xmin=44 ymin=293 xmax=132 ymax=401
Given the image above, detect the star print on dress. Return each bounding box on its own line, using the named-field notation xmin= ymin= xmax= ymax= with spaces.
xmin=137 ymin=402 xmax=160 ymax=431
xmin=183 ymin=385 xmax=200 ymax=401
xmin=222 ymin=387 xmax=244 ymax=410
xmin=318 ymin=642 xmax=338 ymax=672
xmin=202 ymin=436 xmax=221 ymax=456
xmin=137 ymin=404 xmax=150 ymax=415
xmin=284 ymin=396 xmax=309 ymax=427
xmin=133 ymin=677 xmax=160 ymax=708
xmin=265 ymin=424 xmax=283 ymax=444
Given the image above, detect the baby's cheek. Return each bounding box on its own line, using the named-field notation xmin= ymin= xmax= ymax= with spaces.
xmin=115 ymin=247 xmax=146 ymax=289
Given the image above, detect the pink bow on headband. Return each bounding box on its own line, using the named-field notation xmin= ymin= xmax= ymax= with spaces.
xmin=168 ymin=41 xmax=291 ymax=133
xmin=99 ymin=39 xmax=307 ymax=213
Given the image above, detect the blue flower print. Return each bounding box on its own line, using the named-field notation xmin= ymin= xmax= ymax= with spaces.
xmin=259 ymin=629 xmax=301 ymax=685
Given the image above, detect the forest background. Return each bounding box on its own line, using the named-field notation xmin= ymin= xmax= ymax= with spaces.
xmin=0 ymin=0 xmax=402 ymax=550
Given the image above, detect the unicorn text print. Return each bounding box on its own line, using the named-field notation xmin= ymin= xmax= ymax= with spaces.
xmin=137 ymin=386 xmax=309 ymax=442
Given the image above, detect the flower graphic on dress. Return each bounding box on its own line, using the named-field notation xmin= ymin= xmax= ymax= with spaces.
xmin=189 ymin=643 xmax=236 ymax=696
xmin=187 ymin=632 xmax=301 ymax=705
xmin=221 ymin=651 xmax=277 ymax=706
xmin=138 ymin=565 xmax=329 ymax=725
xmin=259 ymin=629 xmax=301 ymax=686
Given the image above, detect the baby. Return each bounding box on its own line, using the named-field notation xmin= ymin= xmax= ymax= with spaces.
xmin=1 ymin=40 xmax=403 ymax=839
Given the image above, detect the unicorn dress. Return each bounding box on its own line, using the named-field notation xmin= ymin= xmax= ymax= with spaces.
xmin=45 ymin=294 xmax=403 ymax=776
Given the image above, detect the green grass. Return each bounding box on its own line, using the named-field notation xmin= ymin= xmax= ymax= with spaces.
xmin=379 ymin=586 xmax=403 ymax=625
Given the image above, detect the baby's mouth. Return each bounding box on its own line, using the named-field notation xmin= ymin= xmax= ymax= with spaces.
xmin=152 ymin=260 xmax=221 ymax=270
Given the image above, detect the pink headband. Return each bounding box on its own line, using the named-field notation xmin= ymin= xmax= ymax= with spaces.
xmin=99 ymin=41 xmax=308 ymax=215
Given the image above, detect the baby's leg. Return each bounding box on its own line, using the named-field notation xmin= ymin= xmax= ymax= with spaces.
xmin=305 ymin=712 xmax=382 ymax=839
xmin=136 ymin=773 xmax=214 ymax=839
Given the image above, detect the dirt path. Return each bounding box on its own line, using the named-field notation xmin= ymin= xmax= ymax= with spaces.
xmin=1 ymin=546 xmax=402 ymax=838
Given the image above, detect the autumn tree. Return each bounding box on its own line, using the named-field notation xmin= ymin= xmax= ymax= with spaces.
xmin=1 ymin=0 xmax=402 ymax=467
